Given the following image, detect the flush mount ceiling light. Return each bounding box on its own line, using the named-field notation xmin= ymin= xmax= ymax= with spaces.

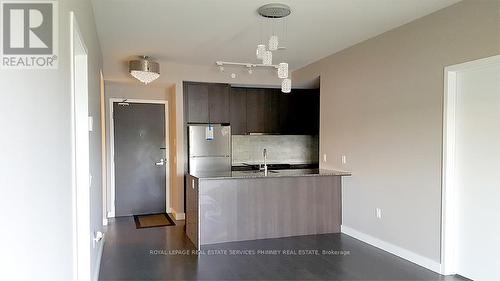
xmin=215 ymin=3 xmax=292 ymax=93
xmin=129 ymin=56 xmax=160 ymax=84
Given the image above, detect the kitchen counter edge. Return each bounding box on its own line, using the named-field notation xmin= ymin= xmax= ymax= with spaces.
xmin=189 ymin=169 xmax=352 ymax=180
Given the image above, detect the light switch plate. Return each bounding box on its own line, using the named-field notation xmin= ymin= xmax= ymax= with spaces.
xmin=88 ymin=116 xmax=93 ymax=132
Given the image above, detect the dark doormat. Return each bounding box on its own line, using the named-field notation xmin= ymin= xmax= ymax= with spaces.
xmin=133 ymin=213 xmax=175 ymax=229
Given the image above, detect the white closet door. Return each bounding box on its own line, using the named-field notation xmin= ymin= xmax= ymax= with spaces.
xmin=455 ymin=62 xmax=500 ymax=281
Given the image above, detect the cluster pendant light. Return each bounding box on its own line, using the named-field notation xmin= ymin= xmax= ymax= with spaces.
xmin=281 ymin=78 xmax=291 ymax=93
xmin=256 ymin=3 xmax=291 ymax=93
xmin=262 ymin=51 xmax=273 ymax=66
xmin=268 ymin=35 xmax=279 ymax=51
xmin=256 ymin=44 xmax=266 ymax=59
xmin=278 ymin=62 xmax=291 ymax=93
xmin=277 ymin=62 xmax=288 ymax=79
xmin=216 ymin=3 xmax=292 ymax=93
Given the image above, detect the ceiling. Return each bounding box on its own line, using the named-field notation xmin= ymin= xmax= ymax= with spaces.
xmin=92 ymin=0 xmax=460 ymax=81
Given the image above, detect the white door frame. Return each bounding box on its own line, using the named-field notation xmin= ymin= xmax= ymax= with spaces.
xmin=108 ymin=98 xmax=171 ymax=218
xmin=100 ymin=71 xmax=107 ymax=226
xmin=441 ymin=54 xmax=500 ymax=275
xmin=70 ymin=12 xmax=91 ymax=281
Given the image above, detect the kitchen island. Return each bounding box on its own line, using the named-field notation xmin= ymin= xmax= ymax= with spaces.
xmin=186 ymin=169 xmax=351 ymax=248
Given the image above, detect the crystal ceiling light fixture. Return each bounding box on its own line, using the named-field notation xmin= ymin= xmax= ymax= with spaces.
xmin=129 ymin=56 xmax=160 ymax=84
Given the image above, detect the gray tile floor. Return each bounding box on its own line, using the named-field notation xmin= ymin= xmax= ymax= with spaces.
xmin=99 ymin=216 xmax=467 ymax=281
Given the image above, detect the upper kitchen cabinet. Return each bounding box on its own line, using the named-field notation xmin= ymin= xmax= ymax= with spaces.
xmin=185 ymin=82 xmax=209 ymax=123
xmin=265 ymin=88 xmax=281 ymax=134
xmin=230 ymin=88 xmax=247 ymax=135
xmin=208 ymin=83 xmax=230 ymax=123
xmin=185 ymin=82 xmax=230 ymax=124
xmin=303 ymin=89 xmax=320 ymax=134
xmin=185 ymin=82 xmax=319 ymax=134
xmin=246 ymin=88 xmax=280 ymax=134
xmin=279 ymin=89 xmax=320 ymax=135
xmin=245 ymin=88 xmax=266 ymax=134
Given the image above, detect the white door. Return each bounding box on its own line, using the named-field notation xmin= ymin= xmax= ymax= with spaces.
xmin=455 ymin=61 xmax=500 ymax=280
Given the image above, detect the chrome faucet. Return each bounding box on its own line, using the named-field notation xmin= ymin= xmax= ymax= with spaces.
xmin=260 ymin=148 xmax=268 ymax=176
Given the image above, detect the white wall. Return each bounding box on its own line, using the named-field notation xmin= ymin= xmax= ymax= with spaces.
xmin=454 ymin=60 xmax=500 ymax=280
xmin=0 ymin=0 xmax=103 ymax=280
xmin=292 ymin=0 xmax=500 ymax=264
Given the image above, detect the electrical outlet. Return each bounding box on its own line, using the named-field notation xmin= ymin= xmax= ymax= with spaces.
xmin=323 ymin=154 xmax=327 ymax=163
xmin=93 ymin=231 xmax=104 ymax=249
xmin=341 ymin=155 xmax=347 ymax=164
xmin=376 ymin=208 xmax=382 ymax=219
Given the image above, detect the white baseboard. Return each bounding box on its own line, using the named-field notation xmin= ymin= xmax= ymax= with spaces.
xmin=92 ymin=235 xmax=105 ymax=281
xmin=341 ymin=225 xmax=442 ymax=274
xmin=107 ymin=211 xmax=115 ymax=218
xmin=171 ymin=210 xmax=185 ymax=220
xmin=102 ymin=218 xmax=108 ymax=226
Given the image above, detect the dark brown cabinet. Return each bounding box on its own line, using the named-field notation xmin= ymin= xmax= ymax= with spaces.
xmin=184 ymin=82 xmax=319 ymax=134
xmin=279 ymin=89 xmax=320 ymax=135
xmin=185 ymin=82 xmax=230 ymax=124
xmin=185 ymin=83 xmax=209 ymax=123
xmin=208 ymin=83 xmax=230 ymax=123
xmin=265 ymin=88 xmax=281 ymax=134
xmin=246 ymin=88 xmax=266 ymax=133
xmin=245 ymin=88 xmax=281 ymax=134
xmin=230 ymin=88 xmax=247 ymax=135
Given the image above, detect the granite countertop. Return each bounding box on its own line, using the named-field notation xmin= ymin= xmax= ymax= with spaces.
xmin=190 ymin=169 xmax=351 ymax=180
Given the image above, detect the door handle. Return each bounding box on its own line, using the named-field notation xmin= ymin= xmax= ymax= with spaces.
xmin=155 ymin=159 xmax=166 ymax=166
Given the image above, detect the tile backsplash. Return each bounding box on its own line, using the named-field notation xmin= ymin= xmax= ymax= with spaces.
xmin=232 ymin=135 xmax=319 ymax=165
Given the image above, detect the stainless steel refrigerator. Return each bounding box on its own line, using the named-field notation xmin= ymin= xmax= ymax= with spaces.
xmin=188 ymin=124 xmax=231 ymax=174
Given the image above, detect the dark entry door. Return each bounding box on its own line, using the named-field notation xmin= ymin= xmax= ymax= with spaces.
xmin=113 ymin=102 xmax=166 ymax=216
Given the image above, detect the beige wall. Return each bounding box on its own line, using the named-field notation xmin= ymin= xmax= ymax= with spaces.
xmin=292 ymin=0 xmax=500 ymax=262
